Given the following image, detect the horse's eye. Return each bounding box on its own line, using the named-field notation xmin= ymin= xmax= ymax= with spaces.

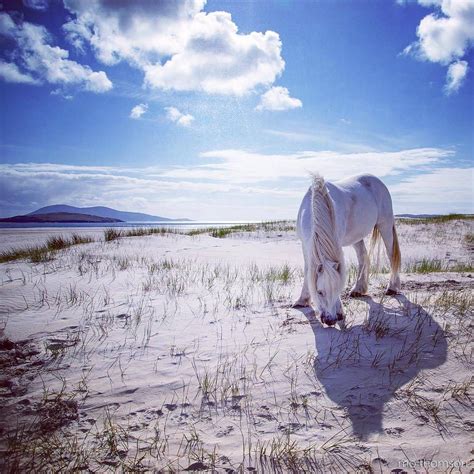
xmin=317 ymin=290 xmax=325 ymax=297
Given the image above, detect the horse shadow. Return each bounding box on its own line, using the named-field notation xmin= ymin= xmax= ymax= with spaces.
xmin=294 ymin=295 xmax=447 ymax=439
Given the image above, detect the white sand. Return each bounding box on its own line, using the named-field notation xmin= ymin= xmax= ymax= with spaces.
xmin=0 ymin=220 xmax=472 ymax=472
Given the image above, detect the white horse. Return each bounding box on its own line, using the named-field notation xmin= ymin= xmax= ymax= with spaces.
xmin=294 ymin=174 xmax=401 ymax=326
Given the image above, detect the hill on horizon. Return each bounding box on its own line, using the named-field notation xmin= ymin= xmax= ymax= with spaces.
xmin=28 ymin=205 xmax=189 ymax=222
xmin=0 ymin=212 xmax=123 ymax=224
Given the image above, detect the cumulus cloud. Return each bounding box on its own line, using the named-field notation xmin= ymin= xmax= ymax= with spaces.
xmin=256 ymin=86 xmax=302 ymax=111
xmin=404 ymin=0 xmax=474 ymax=93
xmin=0 ymin=61 xmax=40 ymax=84
xmin=63 ymin=0 xmax=285 ymax=95
xmin=130 ymin=103 xmax=148 ymax=119
xmin=0 ymin=12 xmax=112 ymax=92
xmin=165 ymin=107 xmax=194 ymax=127
xmin=444 ymin=60 xmax=469 ymax=94
xmin=63 ymin=0 xmax=205 ymax=63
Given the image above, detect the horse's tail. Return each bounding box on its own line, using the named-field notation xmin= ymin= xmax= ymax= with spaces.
xmin=369 ymin=225 xmax=381 ymax=274
xmin=369 ymin=224 xmax=401 ymax=274
xmin=391 ymin=224 xmax=401 ymax=274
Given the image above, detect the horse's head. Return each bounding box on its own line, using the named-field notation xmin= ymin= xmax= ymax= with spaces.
xmin=311 ymin=260 xmax=346 ymax=326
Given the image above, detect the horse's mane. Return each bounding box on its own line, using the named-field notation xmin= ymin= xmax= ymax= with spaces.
xmin=309 ymin=174 xmax=346 ymax=304
xmin=311 ymin=174 xmax=343 ymax=264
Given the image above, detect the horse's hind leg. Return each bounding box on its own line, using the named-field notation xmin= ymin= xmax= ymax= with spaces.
xmin=350 ymin=240 xmax=369 ymax=297
xmin=378 ymin=221 xmax=401 ymax=295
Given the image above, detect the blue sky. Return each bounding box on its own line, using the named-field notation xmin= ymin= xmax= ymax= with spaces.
xmin=0 ymin=0 xmax=472 ymax=219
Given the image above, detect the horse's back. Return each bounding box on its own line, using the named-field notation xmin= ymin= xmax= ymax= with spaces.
xmin=344 ymin=174 xmax=394 ymax=221
xmin=334 ymin=174 xmax=393 ymax=214
xmin=331 ymin=174 xmax=394 ymax=245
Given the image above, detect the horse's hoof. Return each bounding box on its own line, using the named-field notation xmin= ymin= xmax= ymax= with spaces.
xmin=385 ymin=288 xmax=399 ymax=296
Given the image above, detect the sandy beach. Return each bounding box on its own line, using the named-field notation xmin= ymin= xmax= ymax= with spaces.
xmin=0 ymin=219 xmax=472 ymax=472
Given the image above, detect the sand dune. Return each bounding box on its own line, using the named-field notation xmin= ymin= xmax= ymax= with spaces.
xmin=0 ymin=220 xmax=472 ymax=472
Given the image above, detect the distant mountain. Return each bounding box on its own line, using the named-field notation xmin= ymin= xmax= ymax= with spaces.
xmin=28 ymin=205 xmax=188 ymax=222
xmin=0 ymin=212 xmax=123 ymax=223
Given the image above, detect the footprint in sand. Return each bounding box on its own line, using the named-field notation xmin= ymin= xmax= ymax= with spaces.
xmin=216 ymin=425 xmax=234 ymax=437
xmin=384 ymin=426 xmax=405 ymax=437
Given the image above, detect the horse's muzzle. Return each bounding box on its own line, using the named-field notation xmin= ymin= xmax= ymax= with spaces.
xmin=321 ymin=312 xmax=344 ymax=326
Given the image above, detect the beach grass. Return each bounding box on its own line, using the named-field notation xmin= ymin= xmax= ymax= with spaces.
xmin=188 ymin=221 xmax=295 ymax=238
xmin=397 ymin=213 xmax=474 ymax=225
xmin=405 ymin=258 xmax=473 ymax=273
xmin=0 ymin=234 xmax=93 ymax=263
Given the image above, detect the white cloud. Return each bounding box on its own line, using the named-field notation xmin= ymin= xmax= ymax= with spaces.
xmin=63 ymin=0 xmax=285 ymax=95
xmin=130 ymin=103 xmax=148 ymax=119
xmin=162 ymin=147 xmax=453 ymax=183
xmin=0 ymin=12 xmax=112 ymax=92
xmin=84 ymin=71 xmax=112 ymax=93
xmin=404 ymin=0 xmax=474 ymax=92
xmin=390 ymin=167 xmax=474 ymax=212
xmin=63 ymin=0 xmax=205 ymax=64
xmin=0 ymin=61 xmax=40 ymax=84
xmin=0 ymin=162 xmax=300 ymax=219
xmin=444 ymin=60 xmax=469 ymax=94
xmin=0 ymin=150 xmax=471 ymax=220
xmin=50 ymin=88 xmax=73 ymax=100
xmin=256 ymin=86 xmax=302 ymax=111
xmin=165 ymin=107 xmax=194 ymax=127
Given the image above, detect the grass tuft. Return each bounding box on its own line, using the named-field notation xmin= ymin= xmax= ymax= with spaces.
xmin=71 ymin=234 xmax=94 ymax=246
xmin=0 ymin=233 xmax=94 ymax=263
xmin=124 ymin=227 xmax=179 ymax=237
xmin=104 ymin=228 xmax=123 ymax=242
xmin=464 ymin=233 xmax=474 ymax=247
xmin=405 ymin=258 xmax=473 ymax=273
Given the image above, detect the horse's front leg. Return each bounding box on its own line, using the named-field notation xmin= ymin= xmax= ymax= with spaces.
xmin=350 ymin=240 xmax=369 ymax=297
xmin=293 ymin=247 xmax=311 ymax=307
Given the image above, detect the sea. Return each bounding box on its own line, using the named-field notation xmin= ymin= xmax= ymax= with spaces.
xmin=0 ymin=221 xmax=259 ymax=231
